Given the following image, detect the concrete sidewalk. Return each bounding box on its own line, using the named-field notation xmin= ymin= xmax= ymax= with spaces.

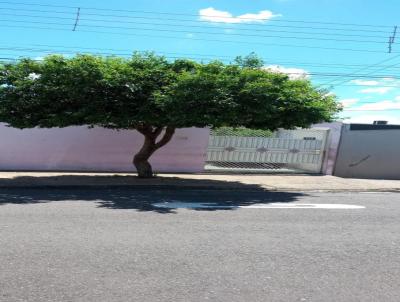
xmin=0 ymin=172 xmax=400 ymax=192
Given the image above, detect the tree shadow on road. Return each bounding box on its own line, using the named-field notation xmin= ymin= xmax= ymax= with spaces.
xmin=0 ymin=175 xmax=308 ymax=213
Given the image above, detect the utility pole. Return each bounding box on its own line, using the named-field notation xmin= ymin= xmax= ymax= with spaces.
xmin=73 ymin=7 xmax=81 ymax=31
xmin=388 ymin=25 xmax=397 ymax=53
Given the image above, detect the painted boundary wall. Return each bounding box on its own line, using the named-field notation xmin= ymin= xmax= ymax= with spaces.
xmin=0 ymin=124 xmax=210 ymax=173
xmin=334 ymin=124 xmax=400 ymax=180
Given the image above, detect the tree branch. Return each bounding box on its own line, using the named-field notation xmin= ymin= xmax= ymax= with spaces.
xmin=136 ymin=128 xmax=147 ymax=136
xmin=155 ymin=126 xmax=175 ymax=149
xmin=152 ymin=126 xmax=163 ymax=139
xmin=136 ymin=124 xmax=153 ymax=136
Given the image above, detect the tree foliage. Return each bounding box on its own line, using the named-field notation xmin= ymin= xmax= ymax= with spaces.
xmin=212 ymin=127 xmax=273 ymax=137
xmin=0 ymin=53 xmax=341 ymax=177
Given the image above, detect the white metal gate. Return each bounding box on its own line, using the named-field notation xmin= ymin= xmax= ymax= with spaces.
xmin=206 ymin=129 xmax=329 ymax=173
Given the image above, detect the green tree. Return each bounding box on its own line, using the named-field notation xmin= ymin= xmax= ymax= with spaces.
xmin=0 ymin=53 xmax=340 ymax=177
xmin=234 ymin=52 xmax=264 ymax=68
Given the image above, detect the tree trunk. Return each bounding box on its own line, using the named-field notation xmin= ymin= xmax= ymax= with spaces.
xmin=133 ymin=135 xmax=156 ymax=178
xmin=133 ymin=126 xmax=175 ymax=178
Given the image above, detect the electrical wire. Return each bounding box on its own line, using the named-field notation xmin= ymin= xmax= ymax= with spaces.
xmin=342 ymin=108 xmax=400 ymax=111
xmin=20 ymin=44 xmax=400 ymax=69
xmin=0 ymin=1 xmax=394 ymax=29
xmin=0 ymin=12 xmax=391 ymax=40
xmin=1 ymin=49 xmax=399 ymax=80
xmin=0 ymin=7 xmax=394 ymax=35
xmin=318 ymin=53 xmax=400 ymax=88
xmin=0 ymin=19 xmax=389 ymax=44
xmin=1 ymin=24 xmax=394 ymax=54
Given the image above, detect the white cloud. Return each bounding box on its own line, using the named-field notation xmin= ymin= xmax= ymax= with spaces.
xmin=350 ymin=79 xmax=379 ymax=86
xmin=199 ymin=7 xmax=280 ymax=24
xmin=340 ymin=98 xmax=359 ymax=108
xmin=359 ymin=87 xmax=393 ymax=94
xmin=396 ymin=96 xmax=400 ymax=101
xmin=352 ymin=100 xmax=400 ymax=111
xmin=382 ymin=77 xmax=396 ymax=82
xmin=264 ymin=65 xmax=309 ymax=80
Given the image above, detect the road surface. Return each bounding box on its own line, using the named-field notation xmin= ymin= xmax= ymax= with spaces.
xmin=0 ymin=188 xmax=399 ymax=302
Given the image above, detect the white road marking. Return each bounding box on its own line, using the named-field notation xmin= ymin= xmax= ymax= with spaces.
xmin=152 ymin=202 xmax=365 ymax=209
xmin=358 ymin=192 xmax=391 ymax=194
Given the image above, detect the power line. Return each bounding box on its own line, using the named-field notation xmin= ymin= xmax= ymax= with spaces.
xmin=0 ymin=7 xmax=393 ymax=35
xmin=342 ymin=108 xmax=400 ymax=111
xmin=318 ymin=53 xmax=400 ymax=88
xmin=328 ymin=60 xmax=400 ymax=87
xmin=0 ymin=19 xmax=388 ymax=45
xmin=2 ymin=54 xmax=400 ymax=89
xmin=3 ymin=44 xmax=400 ymax=73
xmin=0 ymin=44 xmax=384 ymax=64
xmin=3 ymin=51 xmax=398 ymax=105
xmin=349 ymin=101 xmax=400 ymax=104
xmin=18 ymin=44 xmax=400 ymax=70
xmin=1 ymin=12 xmax=390 ymax=40
xmin=1 ymin=49 xmax=400 ymax=80
xmin=1 ymin=24 xmax=394 ymax=54
xmin=3 ymin=45 xmax=237 ymax=60
xmin=336 ymin=84 xmax=400 ymax=88
xmin=352 ymin=60 xmax=400 ymax=77
xmin=2 ymin=42 xmax=400 ymax=75
xmin=2 ymin=43 xmax=400 ymax=84
xmin=0 ymin=45 xmax=399 ymax=75
xmin=0 ymin=1 xmax=393 ymax=28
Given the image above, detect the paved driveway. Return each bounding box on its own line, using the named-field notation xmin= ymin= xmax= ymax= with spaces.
xmin=0 ymin=188 xmax=399 ymax=302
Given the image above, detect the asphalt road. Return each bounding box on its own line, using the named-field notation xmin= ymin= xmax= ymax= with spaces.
xmin=0 ymin=188 xmax=399 ymax=302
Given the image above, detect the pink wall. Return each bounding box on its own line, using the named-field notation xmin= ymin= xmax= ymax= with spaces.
xmin=0 ymin=124 xmax=210 ymax=173
xmin=312 ymin=122 xmax=343 ymax=175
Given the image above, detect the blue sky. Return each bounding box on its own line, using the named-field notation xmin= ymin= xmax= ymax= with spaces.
xmin=2 ymin=0 xmax=400 ymax=124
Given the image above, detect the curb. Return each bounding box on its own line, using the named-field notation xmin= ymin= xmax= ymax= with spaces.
xmin=0 ymin=184 xmax=274 ymax=191
xmin=1 ymin=184 xmax=400 ymax=193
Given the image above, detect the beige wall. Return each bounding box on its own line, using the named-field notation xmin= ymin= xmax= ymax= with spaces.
xmin=0 ymin=124 xmax=210 ymax=173
xmin=334 ymin=124 xmax=400 ymax=179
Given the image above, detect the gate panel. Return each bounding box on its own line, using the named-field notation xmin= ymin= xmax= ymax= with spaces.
xmin=206 ymin=129 xmax=329 ymax=173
